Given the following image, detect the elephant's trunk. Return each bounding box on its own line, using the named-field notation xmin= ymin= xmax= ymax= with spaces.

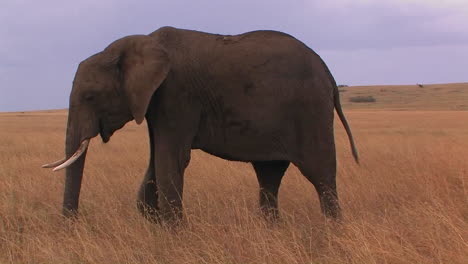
xmin=43 ymin=106 xmax=98 ymax=217
xmin=62 ymin=116 xmax=88 ymax=217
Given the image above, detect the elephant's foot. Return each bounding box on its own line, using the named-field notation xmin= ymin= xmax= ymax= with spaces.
xmin=137 ymin=198 xmax=184 ymax=225
xmin=136 ymin=200 xmax=160 ymax=223
xmin=137 ymin=175 xmax=161 ymax=222
xmin=157 ymin=198 xmax=184 ymax=225
xmin=319 ymin=191 xmax=341 ymax=220
xmin=136 ymin=201 xmax=185 ymax=226
xmin=259 ymin=190 xmax=281 ymax=221
xmin=260 ymin=206 xmax=281 ymax=222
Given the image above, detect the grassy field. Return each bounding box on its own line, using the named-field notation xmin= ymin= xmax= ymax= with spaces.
xmin=1 ymin=83 xmax=467 ymax=263
xmin=339 ymin=82 xmax=468 ymax=111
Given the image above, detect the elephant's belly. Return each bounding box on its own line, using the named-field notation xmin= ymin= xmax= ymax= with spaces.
xmin=192 ymin=127 xmax=289 ymax=162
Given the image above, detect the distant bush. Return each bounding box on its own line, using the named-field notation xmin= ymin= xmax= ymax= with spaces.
xmin=338 ymin=84 xmax=349 ymax=88
xmin=417 ymin=83 xmax=424 ymax=88
xmin=349 ymin=96 xmax=376 ymax=103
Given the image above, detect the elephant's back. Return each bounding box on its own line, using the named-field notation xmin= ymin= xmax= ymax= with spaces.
xmin=154 ymin=26 xmax=334 ymax=101
xmin=152 ymin=26 xmax=318 ymax=61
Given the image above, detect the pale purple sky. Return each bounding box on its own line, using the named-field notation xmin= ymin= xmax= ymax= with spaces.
xmin=1 ymin=0 xmax=468 ymax=111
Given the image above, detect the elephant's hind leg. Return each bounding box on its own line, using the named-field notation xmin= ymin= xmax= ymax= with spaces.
xmin=295 ymin=155 xmax=340 ymax=219
xmin=252 ymin=160 xmax=290 ymax=220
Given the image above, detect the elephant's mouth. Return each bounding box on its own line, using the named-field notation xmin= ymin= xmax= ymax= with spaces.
xmin=99 ymin=119 xmax=112 ymax=143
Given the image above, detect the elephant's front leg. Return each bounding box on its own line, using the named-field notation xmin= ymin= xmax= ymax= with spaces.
xmin=154 ymin=139 xmax=191 ymax=223
xmin=137 ymin=163 xmax=158 ymax=220
xmin=137 ymin=123 xmax=159 ymax=222
xmin=143 ymin=92 xmax=200 ymax=224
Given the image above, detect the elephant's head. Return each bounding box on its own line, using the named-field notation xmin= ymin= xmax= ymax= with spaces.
xmin=43 ymin=35 xmax=170 ymax=216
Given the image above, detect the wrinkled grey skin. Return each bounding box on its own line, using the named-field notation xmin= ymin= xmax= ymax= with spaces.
xmin=59 ymin=26 xmax=358 ymax=223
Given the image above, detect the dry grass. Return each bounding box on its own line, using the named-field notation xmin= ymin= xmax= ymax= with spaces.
xmin=1 ymin=84 xmax=467 ymax=263
xmin=340 ymin=82 xmax=468 ymax=110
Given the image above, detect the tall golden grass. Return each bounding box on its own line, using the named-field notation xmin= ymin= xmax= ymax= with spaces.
xmin=1 ymin=85 xmax=467 ymax=263
xmin=340 ymin=83 xmax=468 ymax=111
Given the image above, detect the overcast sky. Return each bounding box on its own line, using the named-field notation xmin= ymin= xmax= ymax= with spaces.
xmin=1 ymin=0 xmax=468 ymax=111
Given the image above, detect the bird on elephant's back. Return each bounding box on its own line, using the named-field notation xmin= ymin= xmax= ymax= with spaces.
xmin=43 ymin=26 xmax=359 ymax=224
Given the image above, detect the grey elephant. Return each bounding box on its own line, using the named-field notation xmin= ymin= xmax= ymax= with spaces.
xmin=43 ymin=26 xmax=358 ymax=223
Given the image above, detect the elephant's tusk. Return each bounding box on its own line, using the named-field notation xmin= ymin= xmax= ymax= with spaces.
xmin=42 ymin=158 xmax=66 ymax=168
xmin=50 ymin=139 xmax=90 ymax=172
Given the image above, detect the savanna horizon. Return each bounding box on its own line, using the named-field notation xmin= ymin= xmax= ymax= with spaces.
xmin=1 ymin=83 xmax=467 ymax=263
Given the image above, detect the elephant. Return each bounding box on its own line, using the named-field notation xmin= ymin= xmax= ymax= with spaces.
xmin=43 ymin=26 xmax=358 ymax=223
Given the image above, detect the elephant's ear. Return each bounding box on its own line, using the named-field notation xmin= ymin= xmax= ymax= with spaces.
xmin=120 ymin=36 xmax=170 ymax=124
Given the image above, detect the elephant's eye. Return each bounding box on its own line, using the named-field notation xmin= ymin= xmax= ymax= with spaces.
xmin=84 ymin=94 xmax=95 ymax=102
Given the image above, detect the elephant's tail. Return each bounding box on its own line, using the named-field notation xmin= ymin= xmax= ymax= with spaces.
xmin=334 ymin=85 xmax=359 ymax=164
xmin=318 ymin=56 xmax=359 ymax=164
